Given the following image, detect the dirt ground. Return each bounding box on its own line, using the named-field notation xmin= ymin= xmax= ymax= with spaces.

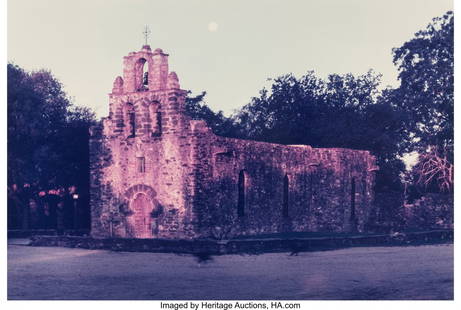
xmin=7 ymin=240 xmax=453 ymax=300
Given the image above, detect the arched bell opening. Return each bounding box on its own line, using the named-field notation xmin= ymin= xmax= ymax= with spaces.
xmin=135 ymin=58 xmax=148 ymax=91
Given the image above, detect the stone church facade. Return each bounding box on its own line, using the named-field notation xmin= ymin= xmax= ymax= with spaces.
xmin=89 ymin=45 xmax=378 ymax=240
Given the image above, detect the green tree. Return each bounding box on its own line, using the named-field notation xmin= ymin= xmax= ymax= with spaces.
xmin=7 ymin=63 xmax=96 ymax=193
xmin=392 ymin=11 xmax=453 ymax=152
xmin=185 ymin=91 xmax=238 ymax=137
xmin=233 ymin=71 xmax=406 ymax=191
xmin=392 ymin=11 xmax=453 ymax=192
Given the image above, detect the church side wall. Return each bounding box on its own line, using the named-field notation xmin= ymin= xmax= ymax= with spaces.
xmin=191 ymin=128 xmax=377 ymax=239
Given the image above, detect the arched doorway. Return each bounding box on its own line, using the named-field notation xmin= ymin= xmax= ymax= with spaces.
xmin=129 ymin=192 xmax=153 ymax=238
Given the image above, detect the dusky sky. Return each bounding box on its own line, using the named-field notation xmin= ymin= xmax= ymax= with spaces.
xmin=8 ymin=0 xmax=453 ymax=119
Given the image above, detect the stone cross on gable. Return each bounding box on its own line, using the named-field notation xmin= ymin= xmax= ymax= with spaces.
xmin=142 ymin=25 xmax=151 ymax=45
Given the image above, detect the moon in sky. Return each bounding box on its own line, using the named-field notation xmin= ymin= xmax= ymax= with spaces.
xmin=208 ymin=22 xmax=218 ymax=32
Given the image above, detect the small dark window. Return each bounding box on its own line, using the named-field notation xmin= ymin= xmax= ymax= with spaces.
xmin=151 ymin=109 xmax=162 ymax=137
xmin=137 ymin=157 xmax=145 ymax=173
xmin=129 ymin=112 xmax=136 ymax=137
xmin=237 ymin=170 xmax=245 ymax=217
xmin=283 ymin=174 xmax=289 ymax=217
xmin=362 ymin=179 xmax=367 ymax=195
xmin=215 ymin=151 xmax=234 ymax=164
xmin=309 ymin=173 xmax=314 ymax=209
xmin=350 ymin=177 xmax=356 ymax=227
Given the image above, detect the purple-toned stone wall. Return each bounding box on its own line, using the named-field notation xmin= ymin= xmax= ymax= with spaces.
xmin=90 ymin=46 xmax=378 ymax=240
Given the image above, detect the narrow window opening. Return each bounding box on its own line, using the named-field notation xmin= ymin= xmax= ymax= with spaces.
xmin=350 ymin=177 xmax=356 ymax=227
xmin=362 ymin=179 xmax=367 ymax=195
xmin=142 ymin=61 xmax=148 ymax=88
xmin=308 ymin=173 xmax=314 ymax=210
xmin=129 ymin=112 xmax=136 ymax=137
xmin=237 ymin=170 xmax=245 ymax=217
xmin=283 ymin=174 xmax=289 ymax=217
xmin=143 ymin=71 xmax=148 ymax=86
xmin=137 ymin=157 xmax=145 ymax=173
xmin=154 ymin=111 xmax=162 ymax=136
xmin=149 ymin=103 xmax=162 ymax=137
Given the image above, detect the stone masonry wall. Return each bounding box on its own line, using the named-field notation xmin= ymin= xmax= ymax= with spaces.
xmin=90 ymin=44 xmax=377 ymax=240
xmin=90 ymin=45 xmax=198 ymax=240
xmin=190 ymin=122 xmax=377 ymax=239
xmin=90 ymin=90 xmax=200 ymax=239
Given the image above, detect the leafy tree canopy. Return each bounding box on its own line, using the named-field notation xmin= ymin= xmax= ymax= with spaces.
xmin=185 ymin=71 xmax=407 ymax=192
xmin=7 ymin=63 xmax=96 ymax=191
xmin=185 ymin=90 xmax=238 ymax=137
xmin=232 ymin=71 xmax=406 ymax=191
xmin=392 ymin=11 xmax=453 ymax=155
xmin=392 ymin=11 xmax=454 ymax=193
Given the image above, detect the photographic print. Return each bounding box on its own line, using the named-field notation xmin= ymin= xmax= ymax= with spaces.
xmin=6 ymin=0 xmax=454 ymax=302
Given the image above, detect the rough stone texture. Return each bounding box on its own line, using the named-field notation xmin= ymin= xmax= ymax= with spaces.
xmin=90 ymin=45 xmax=378 ymax=240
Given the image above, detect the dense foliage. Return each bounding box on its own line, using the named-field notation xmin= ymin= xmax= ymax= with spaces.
xmin=185 ymin=11 xmax=453 ymax=194
xmin=392 ymin=11 xmax=453 ymax=193
xmin=392 ymin=11 xmax=453 ymax=154
xmin=187 ymin=71 xmax=407 ymax=192
xmin=185 ymin=91 xmax=238 ymax=137
xmin=7 ymin=63 xmax=96 ymax=192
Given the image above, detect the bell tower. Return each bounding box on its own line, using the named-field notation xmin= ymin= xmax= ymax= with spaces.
xmin=118 ymin=45 xmax=170 ymax=93
xmin=91 ymin=44 xmax=196 ymax=240
xmin=106 ymin=44 xmax=186 ymax=139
